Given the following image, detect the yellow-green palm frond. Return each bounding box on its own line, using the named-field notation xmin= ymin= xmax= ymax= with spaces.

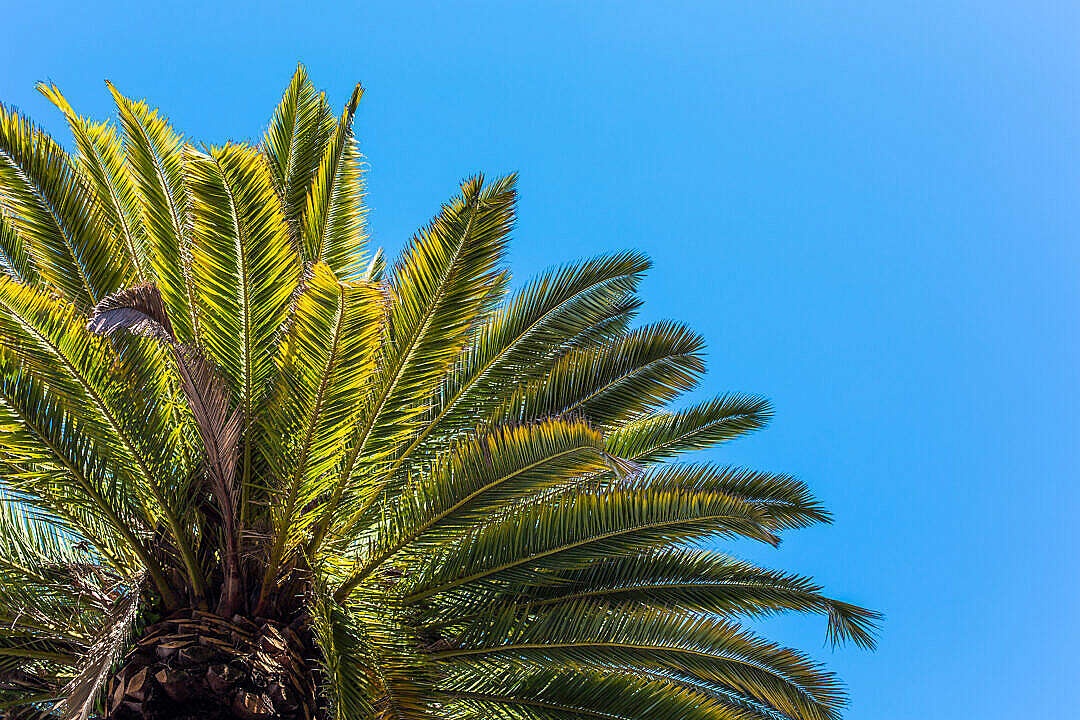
xmin=0 ymin=208 xmax=38 ymax=284
xmin=0 ymin=348 xmax=150 ymax=577
xmin=0 ymin=104 xmax=130 ymax=308
xmin=0 ymin=278 xmax=199 ymax=603
xmin=188 ymin=143 xmax=301 ymax=404
xmin=325 ymin=175 xmax=516 ymax=540
xmin=313 ymin=582 xmax=439 ymax=720
xmin=256 ymin=262 xmax=383 ymax=603
xmin=107 ymin=83 xmax=198 ymax=343
xmin=300 ymin=83 xmax=368 ymax=279
xmin=370 ymin=174 xmax=515 ymax=452
xmin=187 ymin=142 xmax=301 ymax=526
xmin=397 ymin=251 xmax=650 ymax=470
xmin=38 ymin=83 xmax=149 ymax=284
xmin=263 ymin=64 xmax=336 ymax=241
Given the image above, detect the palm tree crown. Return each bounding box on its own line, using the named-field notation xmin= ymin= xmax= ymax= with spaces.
xmin=0 ymin=66 xmax=877 ymax=720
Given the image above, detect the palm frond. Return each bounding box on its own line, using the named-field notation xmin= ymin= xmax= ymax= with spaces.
xmin=0 ymin=208 xmax=38 ymax=284
xmin=440 ymin=665 xmax=783 ymax=720
xmin=403 ymin=475 xmax=780 ymax=605
xmin=607 ymin=394 xmax=773 ymax=465
xmin=107 ymin=83 xmax=198 ymax=343
xmin=310 ymin=588 xmax=379 ymax=720
xmin=56 ymin=589 xmax=140 ymax=720
xmin=0 ymin=278 xmax=200 ymax=605
xmin=496 ymin=321 xmax=706 ymax=429
xmin=263 ymin=64 xmax=336 ymax=242
xmin=335 ymin=418 xmax=609 ymax=599
xmin=0 ymin=326 xmax=157 ymax=578
xmin=187 ymin=142 xmax=301 ymax=528
xmin=386 ymin=252 xmax=650 ymax=475
xmin=188 ymin=142 xmax=301 ymax=402
xmin=435 ymin=602 xmax=844 ymax=720
xmin=0 ymin=489 xmax=112 ymax=634
xmin=86 ymin=282 xmax=174 ymax=342
xmin=326 ymin=175 xmax=516 ymax=544
xmin=646 ymin=464 xmax=829 ymax=531
xmin=432 ymin=549 xmax=878 ymax=650
xmin=38 ymin=83 xmax=149 ymax=283
xmin=0 ymin=401 xmax=139 ymax=580
xmin=0 ymin=104 xmax=129 ymax=307
xmin=314 ymin=568 xmax=440 ymax=720
xmin=256 ymin=262 xmax=383 ymax=608
xmin=363 ymin=247 xmax=386 ymax=282
xmin=300 ymin=84 xmax=368 ymax=279
xmin=0 ymin=494 xmax=142 ymax=719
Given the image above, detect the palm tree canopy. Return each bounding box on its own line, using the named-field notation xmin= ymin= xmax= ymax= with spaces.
xmin=0 ymin=66 xmax=878 ymax=720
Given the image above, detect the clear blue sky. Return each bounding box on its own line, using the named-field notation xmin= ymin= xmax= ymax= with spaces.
xmin=3 ymin=1 xmax=1077 ymax=716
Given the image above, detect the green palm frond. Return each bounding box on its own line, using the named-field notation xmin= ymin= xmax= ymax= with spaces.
xmin=38 ymin=84 xmax=149 ymax=283
xmin=325 ymin=175 xmax=516 ymax=539
xmin=0 ymin=493 xmax=140 ymax=719
xmin=310 ymin=585 xmax=379 ymax=720
xmin=107 ymin=83 xmax=198 ymax=343
xmin=440 ymin=666 xmax=782 ymax=720
xmin=403 ymin=477 xmax=782 ymax=604
xmin=263 ymin=64 xmax=336 ymax=240
xmin=363 ymin=247 xmax=387 ymax=282
xmin=335 ymin=418 xmax=609 ymax=598
xmin=0 ymin=104 xmax=129 ymax=307
xmin=0 ymin=278 xmax=200 ymax=603
xmin=313 ymin=583 xmax=439 ymax=720
xmin=399 ymin=418 xmax=609 ymax=537
xmin=0 ymin=208 xmax=38 ymax=284
xmin=607 ymin=394 xmax=773 ymax=465
xmin=496 ymin=320 xmax=706 ymax=429
xmin=0 ymin=490 xmax=108 ymax=632
xmin=431 ymin=548 xmax=878 ymax=650
xmin=387 ymin=252 xmax=649 ymax=474
xmin=256 ymin=262 xmax=383 ymax=607
xmin=0 ymin=350 xmax=149 ymax=578
xmin=188 ymin=142 xmax=300 ymax=408
xmin=436 ymin=602 xmax=845 ymax=720
xmin=634 ymin=464 xmax=831 ymax=531
xmin=187 ymin=141 xmax=301 ymax=529
xmin=369 ymin=173 xmax=514 ymax=450
xmin=300 ymin=83 xmax=368 ymax=278
xmin=0 ymin=281 xmax=168 ymax=504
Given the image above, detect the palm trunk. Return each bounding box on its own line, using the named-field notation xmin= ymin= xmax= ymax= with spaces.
xmin=105 ymin=610 xmax=318 ymax=720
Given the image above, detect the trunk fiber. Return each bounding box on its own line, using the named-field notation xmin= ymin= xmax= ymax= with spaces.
xmin=105 ymin=610 xmax=318 ymax=720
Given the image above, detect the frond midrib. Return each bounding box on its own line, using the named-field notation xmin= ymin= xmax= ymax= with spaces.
xmin=404 ymin=509 xmax=768 ymax=604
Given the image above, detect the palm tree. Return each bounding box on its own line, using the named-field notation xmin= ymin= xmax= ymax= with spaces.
xmin=0 ymin=66 xmax=877 ymax=720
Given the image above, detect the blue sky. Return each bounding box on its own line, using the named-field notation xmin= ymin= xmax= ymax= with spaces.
xmin=3 ymin=1 xmax=1077 ymax=717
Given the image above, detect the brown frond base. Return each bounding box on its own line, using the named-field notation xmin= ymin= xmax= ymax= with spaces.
xmin=105 ymin=610 xmax=318 ymax=720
